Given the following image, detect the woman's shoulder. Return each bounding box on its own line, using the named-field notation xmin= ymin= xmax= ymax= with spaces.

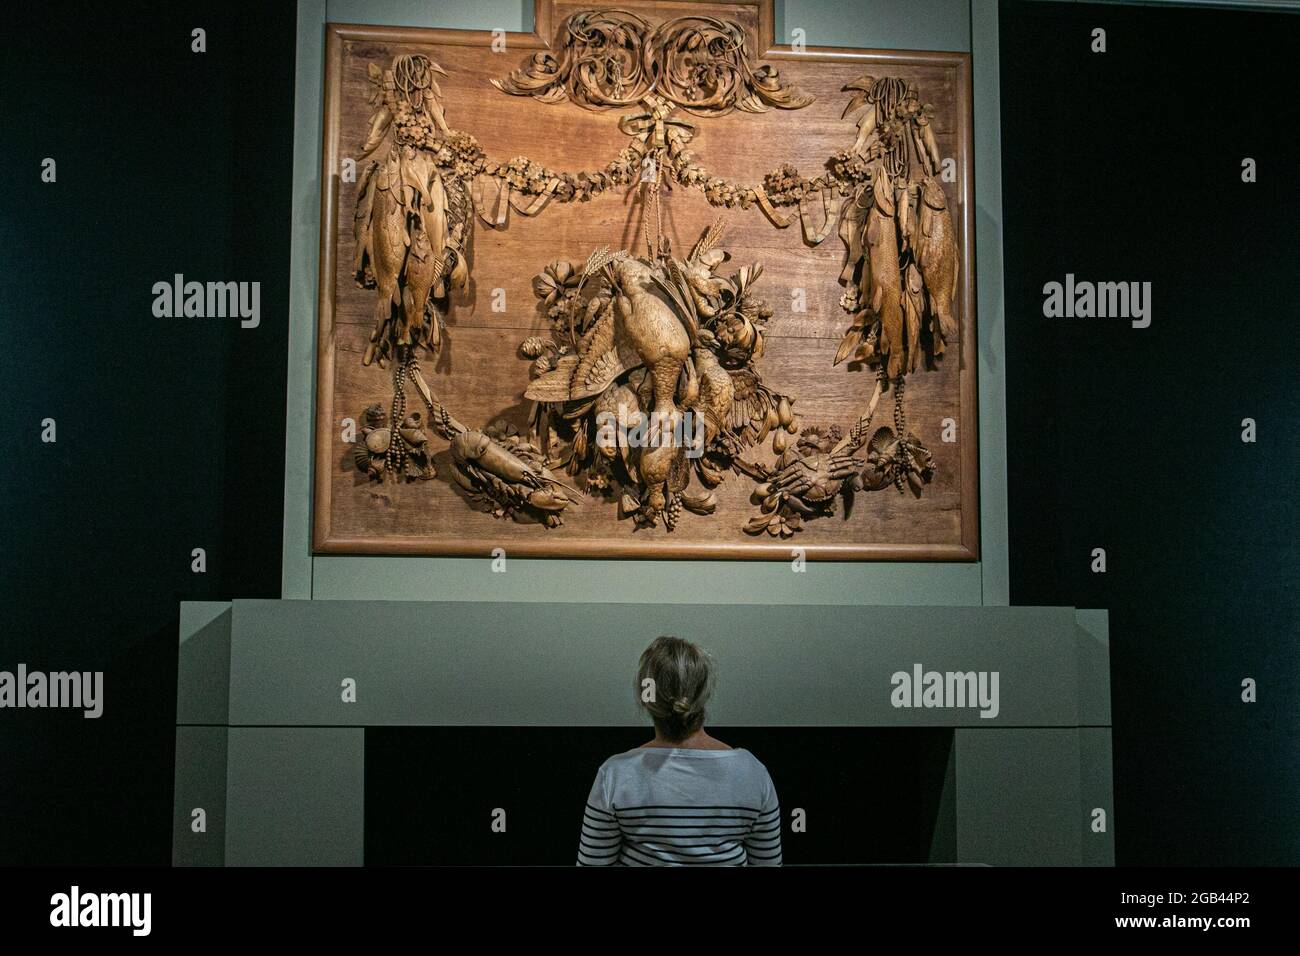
xmin=600 ymin=747 xmax=773 ymax=799
xmin=603 ymin=745 xmax=764 ymax=768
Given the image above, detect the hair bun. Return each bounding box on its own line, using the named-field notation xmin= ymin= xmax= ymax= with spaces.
xmin=672 ymin=696 xmax=692 ymax=715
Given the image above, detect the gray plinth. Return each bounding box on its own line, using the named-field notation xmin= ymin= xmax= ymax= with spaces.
xmin=174 ymin=599 xmax=1112 ymax=866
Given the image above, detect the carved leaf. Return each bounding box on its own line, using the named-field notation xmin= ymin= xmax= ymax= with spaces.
xmin=834 ymin=325 xmax=865 ymax=367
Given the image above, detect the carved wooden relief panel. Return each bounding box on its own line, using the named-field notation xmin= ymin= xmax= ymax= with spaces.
xmin=313 ymin=0 xmax=978 ymax=559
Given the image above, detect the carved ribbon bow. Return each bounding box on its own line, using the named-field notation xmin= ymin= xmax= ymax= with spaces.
xmin=617 ymin=109 xmax=696 ymax=151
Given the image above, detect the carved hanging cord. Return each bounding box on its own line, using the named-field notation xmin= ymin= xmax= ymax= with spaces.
xmin=348 ymin=9 xmax=959 ymax=535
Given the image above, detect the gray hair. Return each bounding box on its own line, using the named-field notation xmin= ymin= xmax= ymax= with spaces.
xmin=634 ymin=636 xmax=716 ymax=741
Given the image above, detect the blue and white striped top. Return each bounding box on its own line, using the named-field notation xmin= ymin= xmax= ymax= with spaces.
xmin=577 ymin=747 xmax=782 ymax=866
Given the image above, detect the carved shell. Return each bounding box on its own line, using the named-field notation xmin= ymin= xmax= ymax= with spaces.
xmin=868 ymin=426 xmax=897 ymax=456
xmin=399 ymin=426 xmax=428 ymax=447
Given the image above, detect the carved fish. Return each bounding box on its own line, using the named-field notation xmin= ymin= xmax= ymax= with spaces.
xmin=896 ymin=182 xmax=912 ymax=251
xmin=903 ymin=263 xmax=924 ymax=374
xmin=360 ymin=106 xmax=392 ymax=159
xmin=865 ymin=166 xmax=904 ymax=379
xmin=841 ymin=75 xmax=878 ymax=154
xmin=402 ymin=217 xmax=440 ymax=349
xmin=353 ymin=161 xmax=379 ymax=283
xmin=916 ymin=176 xmax=959 ymax=344
xmin=915 ymin=113 xmax=942 ymax=175
xmin=837 ymin=182 xmax=873 ymax=286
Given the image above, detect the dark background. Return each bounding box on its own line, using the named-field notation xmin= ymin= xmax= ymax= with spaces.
xmin=1 ymin=0 xmax=1296 ymax=866
xmin=0 ymin=2 xmax=294 ymax=864
xmin=365 ymin=727 xmax=953 ymax=864
xmin=999 ymin=0 xmax=1300 ymax=865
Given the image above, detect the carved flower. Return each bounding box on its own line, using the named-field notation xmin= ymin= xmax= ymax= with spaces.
xmin=450 ymin=131 xmax=481 ymax=160
xmin=505 ymin=156 xmax=532 ymax=188
xmin=744 ymin=504 xmax=801 ymax=538
xmin=717 ymin=313 xmax=760 ymax=357
xmin=532 ymin=261 xmax=576 ymax=306
xmin=518 ymin=159 xmax=550 ymax=193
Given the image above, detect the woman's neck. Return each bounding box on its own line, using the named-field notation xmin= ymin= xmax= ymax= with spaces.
xmin=645 ymin=728 xmax=731 ymax=750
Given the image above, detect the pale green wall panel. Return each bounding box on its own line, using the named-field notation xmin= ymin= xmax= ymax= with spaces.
xmin=329 ymin=0 xmax=533 ymax=30
xmin=311 ymin=555 xmax=983 ymax=603
xmin=221 ymin=600 xmax=1093 ymax=727
xmin=177 ymin=602 xmax=232 ymax=724
xmin=1079 ymin=727 xmax=1116 ymax=865
xmin=282 ymin=0 xmax=327 ymax=599
xmin=176 ymin=599 xmax=1111 ymax=865
xmin=779 ymin=0 xmax=971 ymax=50
xmin=971 ymin=0 xmax=1009 ymax=604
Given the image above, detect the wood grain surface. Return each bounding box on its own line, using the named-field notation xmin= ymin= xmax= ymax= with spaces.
xmin=313 ymin=1 xmax=978 ymax=560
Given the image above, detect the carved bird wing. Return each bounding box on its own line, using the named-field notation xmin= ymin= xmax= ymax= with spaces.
xmin=569 ymin=340 xmax=643 ymax=400
xmin=523 ymin=355 xmax=581 ymax=402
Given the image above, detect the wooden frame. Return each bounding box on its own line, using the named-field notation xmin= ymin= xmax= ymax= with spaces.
xmin=313 ymin=0 xmax=978 ymax=560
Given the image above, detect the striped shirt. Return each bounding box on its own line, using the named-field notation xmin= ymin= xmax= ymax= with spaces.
xmin=577 ymin=747 xmax=782 ymax=866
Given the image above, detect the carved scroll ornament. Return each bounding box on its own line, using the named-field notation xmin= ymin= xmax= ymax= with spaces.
xmin=492 ymin=10 xmax=812 ymax=115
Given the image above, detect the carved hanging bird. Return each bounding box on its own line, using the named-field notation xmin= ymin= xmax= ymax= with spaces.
xmin=352 ymin=54 xmax=471 ymax=366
